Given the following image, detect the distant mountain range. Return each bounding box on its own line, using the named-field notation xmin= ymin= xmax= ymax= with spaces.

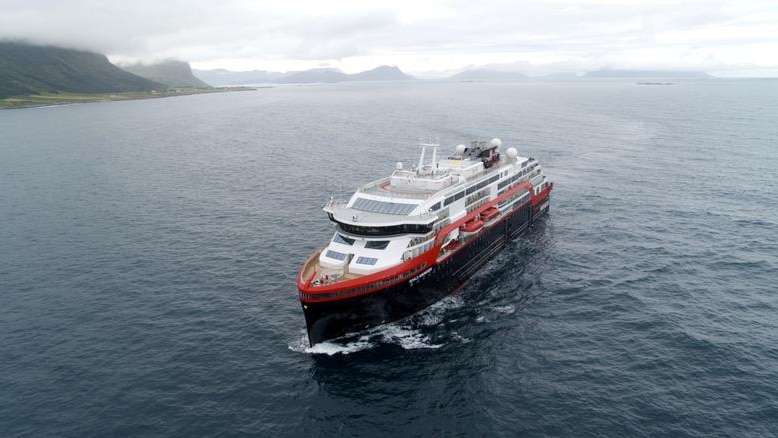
xmin=121 ymin=60 xmax=210 ymax=88
xmin=348 ymin=65 xmax=414 ymax=81
xmin=583 ymin=69 xmax=713 ymax=79
xmin=194 ymin=65 xmax=413 ymax=85
xmin=448 ymin=68 xmax=713 ymax=81
xmin=0 ymin=41 xmax=163 ymax=99
xmin=192 ymin=68 xmax=283 ymax=86
xmin=0 ymin=41 xmax=718 ymax=101
xmin=450 ymin=69 xmax=528 ymax=81
xmin=274 ymin=68 xmax=349 ymax=84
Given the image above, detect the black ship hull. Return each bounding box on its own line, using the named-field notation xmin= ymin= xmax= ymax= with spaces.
xmin=301 ymin=199 xmax=550 ymax=345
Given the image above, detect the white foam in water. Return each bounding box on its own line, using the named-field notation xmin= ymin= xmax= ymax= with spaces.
xmin=434 ymin=294 xmax=465 ymax=310
xmin=287 ymin=331 xmax=311 ymax=354
xmin=289 ymin=318 xmax=450 ymax=354
xmin=304 ymin=339 xmax=376 ymax=356
xmin=493 ymin=305 xmax=516 ymax=314
xmin=451 ymin=331 xmax=472 ymax=343
xmin=288 ymin=331 xmax=376 ymax=356
xmin=417 ymin=312 xmax=442 ymax=326
xmin=290 ymin=325 xmax=442 ymax=353
xmin=375 ymin=324 xmax=443 ymax=350
xmin=416 ymin=295 xmax=465 ymax=327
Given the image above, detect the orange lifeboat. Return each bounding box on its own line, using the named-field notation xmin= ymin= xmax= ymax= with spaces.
xmin=444 ymin=240 xmax=461 ymax=251
xmin=461 ymin=219 xmax=484 ymax=234
xmin=480 ymin=207 xmax=500 ymax=222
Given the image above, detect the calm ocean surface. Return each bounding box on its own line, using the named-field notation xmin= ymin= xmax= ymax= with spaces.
xmin=1 ymin=80 xmax=777 ymax=437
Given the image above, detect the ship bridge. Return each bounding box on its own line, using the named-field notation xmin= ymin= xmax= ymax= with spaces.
xmin=323 ymin=198 xmax=438 ymax=235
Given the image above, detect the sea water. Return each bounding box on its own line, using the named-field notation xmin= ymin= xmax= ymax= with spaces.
xmin=1 ymin=79 xmax=777 ymax=437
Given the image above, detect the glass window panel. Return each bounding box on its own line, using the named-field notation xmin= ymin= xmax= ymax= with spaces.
xmin=352 ymin=198 xmax=416 ymax=215
xmin=325 ymin=250 xmax=347 ymax=261
xmin=356 ymin=256 xmax=378 ymax=265
xmin=333 ymin=234 xmax=355 ymax=245
xmin=365 ymin=240 xmax=389 ymax=250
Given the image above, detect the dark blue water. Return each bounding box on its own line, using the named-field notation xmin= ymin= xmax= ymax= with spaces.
xmin=2 ymin=80 xmax=777 ymax=437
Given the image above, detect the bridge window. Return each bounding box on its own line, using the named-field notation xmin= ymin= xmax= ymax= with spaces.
xmin=365 ymin=240 xmax=390 ymax=250
xmin=336 ymin=221 xmax=432 ymax=236
xmin=333 ymin=234 xmax=355 ymax=245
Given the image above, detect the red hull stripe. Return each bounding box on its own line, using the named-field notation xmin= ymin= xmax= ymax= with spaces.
xmin=298 ymin=260 xmax=431 ymax=303
xmin=298 ymin=178 xmax=549 ymax=303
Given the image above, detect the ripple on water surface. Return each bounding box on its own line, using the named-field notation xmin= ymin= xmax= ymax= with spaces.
xmin=1 ymin=80 xmax=778 ymax=437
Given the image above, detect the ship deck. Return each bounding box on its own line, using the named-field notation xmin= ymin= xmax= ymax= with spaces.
xmin=358 ymin=177 xmax=439 ymax=200
xmin=360 ymin=181 xmax=437 ymax=199
xmin=300 ymin=249 xmax=361 ymax=287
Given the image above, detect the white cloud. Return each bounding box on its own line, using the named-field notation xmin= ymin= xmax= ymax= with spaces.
xmin=0 ymin=0 xmax=776 ymax=75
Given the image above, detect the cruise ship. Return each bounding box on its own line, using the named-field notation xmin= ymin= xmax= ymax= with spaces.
xmin=298 ymin=138 xmax=553 ymax=345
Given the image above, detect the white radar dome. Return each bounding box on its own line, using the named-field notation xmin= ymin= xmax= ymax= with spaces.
xmin=506 ymin=147 xmax=518 ymax=159
xmin=490 ymin=138 xmax=502 ymax=148
xmin=396 ymin=161 xmax=404 ymax=170
xmin=456 ymin=144 xmax=467 ymax=154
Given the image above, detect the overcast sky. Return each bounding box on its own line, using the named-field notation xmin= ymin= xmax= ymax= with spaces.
xmin=1 ymin=0 xmax=777 ymax=76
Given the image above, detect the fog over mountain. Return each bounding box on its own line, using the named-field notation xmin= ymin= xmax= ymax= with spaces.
xmin=193 ymin=65 xmax=413 ymax=85
xmin=584 ymin=69 xmax=713 ymax=79
xmin=122 ymin=60 xmax=210 ymax=88
xmin=0 ymin=41 xmax=162 ymax=99
xmin=1 ymin=0 xmax=777 ymax=77
xmin=192 ymin=69 xmax=284 ymax=86
xmin=451 ymin=69 xmax=528 ymax=81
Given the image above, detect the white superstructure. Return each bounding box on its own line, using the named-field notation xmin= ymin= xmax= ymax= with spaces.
xmin=316 ymin=139 xmax=550 ymax=279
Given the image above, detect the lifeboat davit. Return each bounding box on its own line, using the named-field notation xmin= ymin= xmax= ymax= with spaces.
xmin=480 ymin=207 xmax=500 ymax=222
xmin=461 ymin=219 xmax=484 ymax=234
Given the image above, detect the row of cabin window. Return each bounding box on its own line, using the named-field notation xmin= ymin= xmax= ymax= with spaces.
xmin=466 ymin=174 xmax=499 ymax=195
xmin=501 ymin=191 xmax=529 ymax=205
xmin=498 ymin=164 xmax=537 ymax=189
xmin=498 ymin=176 xmax=534 ymax=197
xmin=465 ymin=189 xmax=489 ymax=207
xmin=512 ymin=198 xmax=528 ymax=210
xmin=443 ymin=190 xmax=465 ymax=207
xmin=443 ymin=174 xmax=500 ymax=207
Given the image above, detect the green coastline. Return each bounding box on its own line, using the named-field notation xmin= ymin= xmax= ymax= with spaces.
xmin=0 ymin=86 xmax=256 ymax=109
